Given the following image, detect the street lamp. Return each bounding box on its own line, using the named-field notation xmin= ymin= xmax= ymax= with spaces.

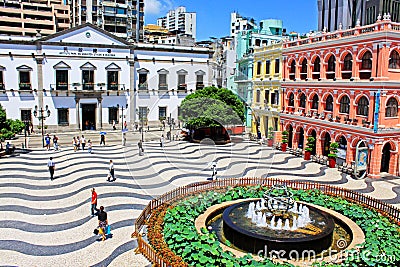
xmin=23 ymin=120 xmax=30 ymax=149
xmin=117 ymin=103 xmax=128 ymax=130
xmin=33 ymin=105 xmax=51 ymax=147
xmin=136 ymin=108 xmax=149 ymax=142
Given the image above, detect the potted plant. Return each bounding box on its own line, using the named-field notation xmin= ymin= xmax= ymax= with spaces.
xmin=304 ymin=136 xmax=315 ymax=160
xmin=281 ymin=130 xmax=289 ymax=152
xmin=328 ymin=142 xmax=339 ymax=168
xmin=267 ymin=127 xmax=274 ymax=147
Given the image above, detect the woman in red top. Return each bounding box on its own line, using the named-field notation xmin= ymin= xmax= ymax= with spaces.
xmin=91 ymin=188 xmax=98 ymax=216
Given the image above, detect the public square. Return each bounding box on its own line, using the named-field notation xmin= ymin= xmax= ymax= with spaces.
xmin=0 ymin=132 xmax=399 ymax=266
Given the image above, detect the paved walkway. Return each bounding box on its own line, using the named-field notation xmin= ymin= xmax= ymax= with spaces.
xmin=0 ymin=138 xmax=399 ymax=266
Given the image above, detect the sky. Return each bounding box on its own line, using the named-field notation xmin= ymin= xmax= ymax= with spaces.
xmin=144 ymin=0 xmax=318 ymax=41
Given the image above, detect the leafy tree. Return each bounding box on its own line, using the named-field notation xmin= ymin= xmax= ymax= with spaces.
xmin=0 ymin=104 xmax=24 ymax=140
xmin=180 ymin=86 xmax=245 ymax=128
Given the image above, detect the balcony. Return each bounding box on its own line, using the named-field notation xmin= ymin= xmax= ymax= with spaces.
xmin=82 ymin=83 xmax=95 ymax=90
xmin=234 ymin=74 xmax=250 ymax=82
xmin=107 ymin=83 xmax=122 ymax=91
xmin=19 ymin=83 xmax=31 ymax=90
xmin=158 ymin=84 xmax=168 ymax=91
xmin=177 ymin=84 xmax=187 ymax=93
xmin=138 ymin=83 xmax=148 ymax=91
xmin=55 ymin=82 xmax=69 ymax=90
xmin=196 ymin=82 xmax=204 ymax=90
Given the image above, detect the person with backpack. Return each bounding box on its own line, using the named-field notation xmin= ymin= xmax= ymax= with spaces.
xmin=53 ymin=135 xmax=59 ymax=151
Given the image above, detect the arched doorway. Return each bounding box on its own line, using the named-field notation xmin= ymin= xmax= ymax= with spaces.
xmin=322 ymin=132 xmax=331 ymax=156
xmin=298 ymin=128 xmax=305 ymax=149
xmin=381 ymin=143 xmax=392 ymax=173
xmin=288 ymin=125 xmax=293 ymax=148
xmin=310 ymin=130 xmax=317 ymax=155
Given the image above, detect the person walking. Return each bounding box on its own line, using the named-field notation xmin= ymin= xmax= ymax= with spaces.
xmin=76 ymin=136 xmax=81 ymax=150
xmin=97 ymin=206 xmax=108 ymax=241
xmin=44 ymin=134 xmax=51 ymax=151
xmin=47 ymin=157 xmax=55 ymax=180
xmin=87 ymin=140 xmax=92 ymax=154
xmin=53 ymin=135 xmax=59 ymax=151
xmin=100 ymin=134 xmax=106 ymax=146
xmin=91 ymin=188 xmax=98 ymax=216
xmin=112 ymin=120 xmax=116 ymax=130
xmin=211 ymin=162 xmax=217 ymax=180
xmin=138 ymin=140 xmax=143 ymax=155
xmin=107 ymin=160 xmax=115 ymax=182
xmin=73 ymin=137 xmax=77 ymax=152
xmin=160 ymin=135 xmax=164 ymax=147
xmin=81 ymin=135 xmax=86 ymax=150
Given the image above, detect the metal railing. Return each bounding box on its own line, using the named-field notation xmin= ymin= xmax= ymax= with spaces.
xmin=134 ymin=177 xmax=400 ymax=266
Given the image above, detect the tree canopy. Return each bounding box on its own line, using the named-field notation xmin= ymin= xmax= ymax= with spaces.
xmin=180 ymin=86 xmax=245 ymax=128
xmin=0 ymin=104 xmax=24 ymax=140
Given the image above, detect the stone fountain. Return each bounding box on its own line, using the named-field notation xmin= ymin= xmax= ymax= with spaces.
xmin=222 ymin=185 xmax=335 ymax=254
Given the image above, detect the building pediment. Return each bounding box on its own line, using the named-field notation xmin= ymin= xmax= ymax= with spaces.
xmin=177 ymin=69 xmax=188 ymax=75
xmin=137 ymin=68 xmax=149 ymax=74
xmin=53 ymin=61 xmax=71 ymax=70
xmin=195 ymin=70 xmax=206 ymax=75
xmin=39 ymin=23 xmax=130 ymax=46
xmin=157 ymin=68 xmax=169 ymax=74
xmin=105 ymin=63 xmax=121 ymax=71
xmin=16 ymin=65 xmax=33 ymax=71
xmin=80 ymin=62 xmax=97 ymax=70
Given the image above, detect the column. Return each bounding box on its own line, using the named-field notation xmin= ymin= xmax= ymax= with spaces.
xmin=316 ymin=135 xmax=323 ymax=155
xmin=368 ymin=143 xmax=382 ymax=178
xmin=349 ymin=90 xmax=355 ymax=121
xmin=346 ymin=145 xmax=354 ymax=164
xmin=129 ymin=59 xmax=136 ymax=130
xmin=293 ymin=130 xmax=299 ymax=149
xmin=352 ymin=52 xmax=360 ymax=79
xmin=36 ymin=56 xmax=44 ymax=109
xmin=75 ymin=98 xmax=80 ymax=130
xmin=388 ymin=152 xmax=398 ymax=176
xmin=97 ymin=97 xmax=103 ymax=130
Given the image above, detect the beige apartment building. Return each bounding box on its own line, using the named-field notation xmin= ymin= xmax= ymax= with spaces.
xmin=0 ymin=0 xmax=69 ymax=37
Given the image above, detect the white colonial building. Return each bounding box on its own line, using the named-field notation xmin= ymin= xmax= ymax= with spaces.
xmin=0 ymin=23 xmax=211 ymax=131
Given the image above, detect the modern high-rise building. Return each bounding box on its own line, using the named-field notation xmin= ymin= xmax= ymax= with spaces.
xmin=0 ymin=0 xmax=69 ymax=37
xmin=156 ymin=6 xmax=196 ymax=40
xmin=69 ymin=0 xmax=144 ymax=41
xmin=318 ymin=0 xmax=400 ymax=31
xmin=230 ymin=12 xmax=257 ymax=38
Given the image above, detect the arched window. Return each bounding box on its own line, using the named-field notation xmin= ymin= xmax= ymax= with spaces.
xmin=326 ymin=55 xmax=335 ymax=79
xmin=289 ymin=60 xmax=296 ymax=80
xmin=339 ymin=95 xmax=350 ymax=114
xmin=300 ymin=59 xmax=307 ymax=80
xmin=313 ymin=57 xmax=320 ymax=79
xmin=342 ymin=53 xmax=353 ymax=79
xmin=299 ymin=93 xmax=306 ymax=108
xmin=288 ymin=93 xmax=294 ymax=106
xmin=389 ymin=50 xmax=400 ymax=69
xmin=311 ymin=94 xmax=319 ymax=110
xmin=343 ymin=54 xmax=352 ymax=71
xmin=325 ymin=95 xmax=333 ymax=111
xmin=361 ymin=51 xmax=372 ymax=69
xmin=386 ymin=97 xmax=398 ymax=117
xmin=357 ymin=96 xmax=369 ymax=116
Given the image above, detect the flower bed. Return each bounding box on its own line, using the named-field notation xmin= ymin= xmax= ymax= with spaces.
xmin=146 ymin=186 xmax=400 ymax=266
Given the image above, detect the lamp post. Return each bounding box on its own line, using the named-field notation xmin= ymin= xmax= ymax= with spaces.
xmin=117 ymin=103 xmax=128 ymax=130
xmin=136 ymin=108 xmax=149 ymax=142
xmin=23 ymin=120 xmax=30 ymax=149
xmin=33 ymin=105 xmax=51 ymax=148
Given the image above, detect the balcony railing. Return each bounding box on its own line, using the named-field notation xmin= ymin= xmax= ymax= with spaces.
xmin=196 ymin=82 xmax=204 ymax=90
xmin=138 ymin=83 xmax=148 ymax=91
xmin=283 ymin=18 xmax=400 ymax=49
xmin=82 ymin=83 xmax=95 ymax=90
xmin=107 ymin=83 xmax=123 ymax=91
xmin=55 ymin=82 xmax=69 ymax=90
xmin=19 ymin=83 xmax=32 ymax=90
xmin=177 ymin=84 xmax=187 ymax=93
xmin=158 ymin=84 xmax=168 ymax=91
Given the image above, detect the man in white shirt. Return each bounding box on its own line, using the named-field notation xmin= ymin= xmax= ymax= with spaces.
xmin=107 ymin=160 xmax=115 ymax=182
xmin=47 ymin=157 xmax=55 ymax=180
xmin=81 ymin=135 xmax=86 ymax=150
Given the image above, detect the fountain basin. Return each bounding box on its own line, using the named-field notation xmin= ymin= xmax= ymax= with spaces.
xmin=223 ymin=200 xmax=335 ymax=255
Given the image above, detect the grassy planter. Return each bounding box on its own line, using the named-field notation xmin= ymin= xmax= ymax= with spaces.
xmin=152 ymin=186 xmax=400 ymax=267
